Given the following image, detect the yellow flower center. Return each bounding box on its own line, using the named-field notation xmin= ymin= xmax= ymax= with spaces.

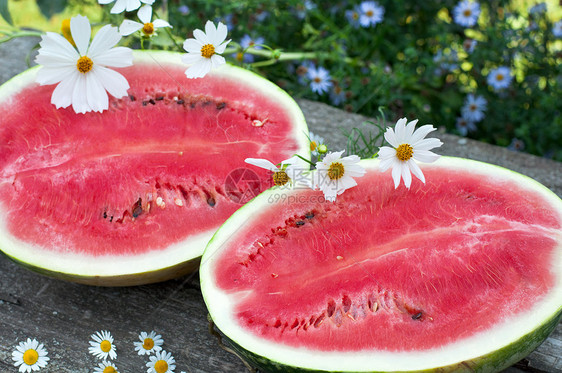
xmin=100 ymin=340 xmax=112 ymax=353
xmin=61 ymin=18 xmax=75 ymax=46
xmin=201 ymin=44 xmax=215 ymax=58
xmin=154 ymin=360 xmax=168 ymax=373
xmin=273 ymin=170 xmax=290 ymax=186
xmin=143 ymin=338 xmax=155 ymax=350
xmin=328 ymin=162 xmax=345 ymax=180
xmin=103 ymin=366 xmax=117 ymax=373
xmin=313 ymin=77 xmax=322 ymax=83
xmin=310 ymin=141 xmax=317 ymax=151
xmin=396 ymin=144 xmax=414 ymax=161
xmin=496 ymin=73 xmax=504 ymax=81
xmin=142 ymin=22 xmax=155 ymax=35
xmin=463 ymin=9 xmax=472 ymax=17
xmin=23 ymin=349 xmax=39 ymax=365
xmin=366 ymin=10 xmax=374 ymax=17
xmin=76 ymin=56 xmax=93 ymax=74
xmin=352 ymin=12 xmax=359 ymax=20
xmin=469 ymin=104 xmax=477 ymax=111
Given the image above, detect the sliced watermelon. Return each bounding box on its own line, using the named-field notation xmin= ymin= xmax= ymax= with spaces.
xmin=0 ymin=51 xmax=308 ymax=285
xmin=200 ymin=157 xmax=562 ymax=372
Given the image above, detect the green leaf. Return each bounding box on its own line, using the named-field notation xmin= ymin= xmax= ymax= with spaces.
xmin=0 ymin=0 xmax=12 ymax=25
xmin=36 ymin=0 xmax=67 ymax=19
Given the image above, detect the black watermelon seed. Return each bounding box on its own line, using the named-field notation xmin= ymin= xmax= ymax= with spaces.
xmin=132 ymin=198 xmax=143 ymax=218
xmin=142 ymin=101 xmax=148 ymax=106
xmin=190 ymin=102 xmax=196 ymax=108
xmin=305 ymin=212 xmax=315 ymax=219
xmin=295 ymin=221 xmax=305 ymax=226
xmin=155 ymin=96 xmax=164 ymax=101
xmin=103 ymin=211 xmax=107 ymax=219
xmin=176 ymin=99 xmax=184 ymax=105
xmin=412 ymin=312 xmax=423 ymax=320
xmin=129 ymin=95 xmax=136 ymax=101
xmin=207 ymin=197 xmax=216 ymax=207
xmin=149 ymin=99 xmax=156 ymax=105
xmin=216 ymin=102 xmax=226 ymax=110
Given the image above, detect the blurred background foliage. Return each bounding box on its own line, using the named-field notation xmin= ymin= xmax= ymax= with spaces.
xmin=1 ymin=0 xmax=561 ymax=160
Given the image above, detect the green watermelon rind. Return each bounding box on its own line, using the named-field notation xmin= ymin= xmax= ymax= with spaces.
xmin=217 ymin=308 xmax=562 ymax=373
xmin=0 ymin=50 xmax=310 ymax=286
xmin=200 ymin=156 xmax=562 ymax=372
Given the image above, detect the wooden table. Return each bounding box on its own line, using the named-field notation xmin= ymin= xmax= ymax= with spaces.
xmin=0 ymin=38 xmax=561 ymax=373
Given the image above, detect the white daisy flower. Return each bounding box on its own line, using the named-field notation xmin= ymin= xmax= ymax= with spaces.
xmin=313 ymin=151 xmax=366 ymax=202
xmin=93 ymin=360 xmax=119 ymax=373
xmin=98 ymin=0 xmax=154 ymax=14
xmin=487 ymin=66 xmax=512 ymax=91
xmin=182 ymin=20 xmax=231 ymax=79
xmin=553 ymin=21 xmax=562 ymax=38
xmin=245 ymin=156 xmax=310 ymax=188
xmin=12 ymin=338 xmax=49 ymax=373
xmin=455 ymin=116 xmax=477 ymax=136
xmin=461 ymin=93 xmax=487 ymax=122
xmin=34 ymin=15 xmax=133 ymax=114
xmin=307 ymin=66 xmax=333 ymax=95
xmin=378 ymin=118 xmax=443 ymax=189
xmin=119 ymin=5 xmax=172 ymax=37
xmin=453 ymin=0 xmax=481 ymax=27
xmin=309 ymin=131 xmax=327 ymax=156
xmin=146 ymin=350 xmax=176 ymax=373
xmin=88 ymin=330 xmax=117 ymax=360
xmin=359 ymin=1 xmax=384 ymax=28
xmin=134 ymin=331 xmax=164 ymax=355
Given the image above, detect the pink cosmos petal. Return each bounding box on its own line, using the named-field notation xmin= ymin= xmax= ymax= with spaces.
xmin=93 ymin=46 xmax=133 ymax=67
xmin=137 ymin=4 xmax=152 ymax=23
xmin=88 ymin=25 xmax=121 ymax=58
xmin=70 ymin=15 xmax=91 ymax=56
xmin=119 ymin=20 xmax=143 ymax=36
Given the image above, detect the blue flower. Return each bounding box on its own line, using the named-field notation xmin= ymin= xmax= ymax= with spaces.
xmin=487 ymin=66 xmax=512 ymax=91
xmin=453 ymin=0 xmax=481 ymax=28
xmin=307 ymin=66 xmax=333 ymax=95
xmin=359 ymin=1 xmax=384 ymax=28
xmin=461 ymin=94 xmax=487 ymax=122
xmin=237 ymin=34 xmax=265 ymax=63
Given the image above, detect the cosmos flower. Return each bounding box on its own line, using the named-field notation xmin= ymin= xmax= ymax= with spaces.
xmin=98 ymin=0 xmax=154 ymax=14
xmin=182 ymin=21 xmax=231 ymax=79
xmin=119 ymin=5 xmax=172 ymax=37
xmin=378 ymin=118 xmax=443 ymax=189
xmin=35 ymin=15 xmax=133 ymax=114
xmin=313 ymin=151 xmax=366 ymax=201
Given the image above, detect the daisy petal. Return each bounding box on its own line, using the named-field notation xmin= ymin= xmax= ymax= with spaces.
xmin=110 ymin=0 xmax=127 ymax=14
xmin=245 ymin=158 xmax=278 ymax=171
xmin=125 ymin=0 xmax=141 ymax=12
xmin=409 ymin=124 xmax=437 ymax=144
xmin=413 ymin=149 xmax=441 ymax=163
xmin=36 ymin=65 xmax=74 ymax=85
xmin=137 ymin=4 xmax=152 ymax=23
xmin=407 ymin=159 xmax=426 ymax=183
xmin=184 ymin=58 xmax=212 ymax=78
xmin=181 ymin=53 xmax=204 ymax=65
xmin=38 ymin=32 xmax=79 ymax=60
xmin=93 ymin=46 xmax=133 ymax=67
xmin=413 ymin=137 xmax=443 ymax=151
xmin=71 ymin=74 xmax=90 ymax=114
xmin=210 ymin=54 xmax=226 ymax=68
xmin=88 ymin=25 xmax=122 ymax=58
xmin=193 ymin=28 xmax=209 ymax=45
xmin=51 ymin=72 xmax=79 ymax=108
xmin=394 ymin=117 xmax=408 ymax=143
xmin=391 ymin=162 xmax=402 ymax=189
xmin=404 ymin=119 xmax=419 ymax=139
xmin=214 ymin=22 xmax=228 ymax=45
xmin=383 ymin=128 xmax=398 ymax=147
xmin=215 ymin=39 xmax=230 ymax=54
xmin=119 ymin=20 xmax=143 ymax=36
xmin=183 ymin=38 xmax=203 ymax=53
xmin=204 ymin=20 xmax=218 ymax=41
xmin=401 ymin=163 xmax=412 ymax=188
xmin=70 ymin=15 xmax=91 ymax=56
xmin=95 ymin=65 xmax=130 ymax=98
xmin=153 ymin=19 xmax=172 ymax=29
xmin=86 ymin=71 xmax=109 ymax=112
xmin=379 ymin=156 xmax=395 ymax=172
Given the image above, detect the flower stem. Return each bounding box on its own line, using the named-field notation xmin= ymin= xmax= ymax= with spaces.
xmin=0 ymin=30 xmax=43 ymax=44
xmin=295 ymin=154 xmax=315 ymax=167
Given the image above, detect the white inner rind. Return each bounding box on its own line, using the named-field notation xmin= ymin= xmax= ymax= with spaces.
xmin=0 ymin=50 xmax=310 ymax=278
xmin=200 ymin=157 xmax=562 ymax=371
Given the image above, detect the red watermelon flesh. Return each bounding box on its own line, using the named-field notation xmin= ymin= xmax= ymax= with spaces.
xmin=0 ymin=56 xmax=303 ymax=262
xmin=213 ymin=166 xmax=560 ymax=352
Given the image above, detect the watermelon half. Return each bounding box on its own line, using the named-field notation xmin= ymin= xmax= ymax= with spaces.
xmin=0 ymin=50 xmax=308 ymax=286
xmin=200 ymin=157 xmax=562 ymax=372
